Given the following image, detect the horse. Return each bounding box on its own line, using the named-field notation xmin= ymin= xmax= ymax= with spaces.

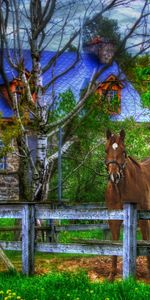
xmin=105 ymin=129 xmax=150 ymax=280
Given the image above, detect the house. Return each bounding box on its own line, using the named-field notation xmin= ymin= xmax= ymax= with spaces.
xmin=1 ymin=50 xmax=149 ymax=121
xmin=0 ymin=50 xmax=149 ymax=200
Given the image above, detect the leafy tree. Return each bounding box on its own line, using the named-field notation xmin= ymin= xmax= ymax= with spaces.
xmin=83 ymin=15 xmax=134 ymax=73
xmin=133 ymin=55 xmax=150 ymax=108
xmin=83 ymin=16 xmax=121 ymax=47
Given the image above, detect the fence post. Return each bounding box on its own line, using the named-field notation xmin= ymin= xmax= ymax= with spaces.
xmin=123 ymin=202 xmax=137 ymax=279
xmin=22 ymin=204 xmax=35 ymax=275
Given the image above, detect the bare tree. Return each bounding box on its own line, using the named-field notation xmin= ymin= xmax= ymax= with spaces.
xmin=0 ymin=0 xmax=149 ymax=202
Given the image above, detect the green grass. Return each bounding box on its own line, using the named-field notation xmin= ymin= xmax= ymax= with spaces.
xmin=58 ymin=228 xmax=104 ymax=243
xmin=0 ymin=219 xmax=16 ymax=241
xmin=0 ymin=271 xmax=150 ymax=300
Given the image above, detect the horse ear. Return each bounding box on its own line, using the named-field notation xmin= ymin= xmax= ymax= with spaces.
xmin=106 ymin=129 xmax=112 ymax=140
xmin=120 ymin=129 xmax=125 ymax=141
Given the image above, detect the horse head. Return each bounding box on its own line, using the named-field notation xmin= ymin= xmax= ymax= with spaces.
xmin=105 ymin=129 xmax=126 ymax=184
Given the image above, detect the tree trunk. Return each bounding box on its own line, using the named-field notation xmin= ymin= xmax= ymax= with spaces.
xmin=33 ymin=134 xmax=48 ymax=201
xmin=31 ymin=55 xmax=49 ymax=201
xmin=17 ymin=136 xmax=31 ymax=201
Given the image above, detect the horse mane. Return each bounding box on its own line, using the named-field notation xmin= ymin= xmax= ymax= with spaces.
xmin=128 ymin=156 xmax=141 ymax=168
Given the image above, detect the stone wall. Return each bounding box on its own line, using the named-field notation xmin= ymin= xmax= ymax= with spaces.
xmin=0 ymin=139 xmax=19 ymax=201
xmin=0 ymin=172 xmax=19 ymax=201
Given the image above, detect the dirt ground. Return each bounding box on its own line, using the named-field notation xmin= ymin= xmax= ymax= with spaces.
xmin=0 ymin=255 xmax=150 ymax=283
xmin=34 ymin=256 xmax=150 ymax=283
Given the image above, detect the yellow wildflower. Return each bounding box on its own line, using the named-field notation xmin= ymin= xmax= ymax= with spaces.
xmin=6 ymin=290 xmax=11 ymax=294
xmin=0 ymin=290 xmax=4 ymax=294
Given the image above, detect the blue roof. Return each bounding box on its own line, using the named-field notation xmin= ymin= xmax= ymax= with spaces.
xmin=0 ymin=50 xmax=149 ymax=122
xmin=0 ymin=96 xmax=14 ymax=118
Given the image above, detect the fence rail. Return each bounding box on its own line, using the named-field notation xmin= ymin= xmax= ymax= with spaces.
xmin=0 ymin=202 xmax=150 ymax=278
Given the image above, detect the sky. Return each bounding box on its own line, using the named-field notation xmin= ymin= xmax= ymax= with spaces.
xmin=48 ymin=0 xmax=150 ymax=53
xmin=7 ymin=0 xmax=150 ymax=54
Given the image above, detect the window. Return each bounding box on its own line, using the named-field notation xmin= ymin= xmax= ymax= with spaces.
xmin=102 ymin=89 xmax=118 ymax=103
xmin=102 ymin=89 xmax=120 ymax=113
xmin=0 ymin=140 xmax=6 ymax=170
xmin=15 ymin=85 xmax=24 ymax=93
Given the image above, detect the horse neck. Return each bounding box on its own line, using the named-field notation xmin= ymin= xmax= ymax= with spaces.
xmin=125 ymin=156 xmax=140 ymax=178
xmin=118 ymin=156 xmax=141 ymax=192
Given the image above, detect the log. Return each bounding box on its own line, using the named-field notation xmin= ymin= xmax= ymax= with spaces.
xmin=0 ymin=245 xmax=16 ymax=271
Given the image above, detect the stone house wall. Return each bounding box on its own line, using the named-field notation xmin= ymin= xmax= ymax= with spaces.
xmin=0 ymin=139 xmax=19 ymax=201
xmin=0 ymin=134 xmax=37 ymax=201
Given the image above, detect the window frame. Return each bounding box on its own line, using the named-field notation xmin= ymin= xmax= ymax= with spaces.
xmin=0 ymin=140 xmax=7 ymax=170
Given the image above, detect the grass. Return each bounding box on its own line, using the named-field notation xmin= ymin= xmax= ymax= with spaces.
xmin=0 ymin=271 xmax=150 ymax=300
xmin=0 ymin=219 xmax=16 ymax=241
xmin=0 ymin=219 xmax=142 ymax=243
xmin=58 ymin=228 xmax=104 ymax=243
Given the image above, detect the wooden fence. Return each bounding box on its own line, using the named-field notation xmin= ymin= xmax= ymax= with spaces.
xmin=0 ymin=202 xmax=150 ymax=278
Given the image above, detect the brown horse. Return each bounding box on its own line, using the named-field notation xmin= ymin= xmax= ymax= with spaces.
xmin=105 ymin=129 xmax=150 ymax=280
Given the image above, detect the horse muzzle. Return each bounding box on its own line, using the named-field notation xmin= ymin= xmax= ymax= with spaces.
xmin=109 ymin=172 xmax=121 ymax=184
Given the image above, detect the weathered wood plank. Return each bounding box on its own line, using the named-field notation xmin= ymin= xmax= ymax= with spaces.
xmin=1 ymin=202 xmax=150 ymax=280
xmin=138 ymin=211 xmax=150 ymax=220
xmin=123 ymin=203 xmax=137 ymax=279
xmin=0 ymin=224 xmax=109 ymax=233
xmin=0 ymin=241 xmax=21 ymax=251
xmin=1 ymin=240 xmax=150 ymax=257
xmin=35 ymin=206 xmax=124 ymax=220
xmin=22 ymin=205 xmax=35 ymax=275
xmin=137 ymin=241 xmax=150 ymax=256
xmin=0 ymin=226 xmax=21 ymax=231
xmin=55 ymin=223 xmax=109 ymax=232
xmin=36 ymin=242 xmax=123 ymax=256
xmin=64 ymin=203 xmax=106 ymax=209
xmin=0 ymin=245 xmax=16 ymax=271
xmin=0 ymin=205 xmax=22 ymax=219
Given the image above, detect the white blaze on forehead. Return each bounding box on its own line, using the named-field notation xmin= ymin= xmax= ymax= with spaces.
xmin=112 ymin=143 xmax=118 ymax=150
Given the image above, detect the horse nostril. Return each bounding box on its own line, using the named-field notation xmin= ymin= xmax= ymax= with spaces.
xmin=114 ymin=173 xmax=121 ymax=183
xmin=109 ymin=172 xmax=120 ymax=183
xmin=116 ymin=173 xmax=120 ymax=179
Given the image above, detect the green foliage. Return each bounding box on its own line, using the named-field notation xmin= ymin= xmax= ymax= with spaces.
xmin=141 ymin=90 xmax=150 ymax=108
xmin=83 ymin=15 xmax=132 ymax=74
xmin=83 ymin=16 xmax=121 ymax=46
xmin=108 ymin=95 xmax=120 ymax=113
xmin=0 ymin=272 xmax=150 ymax=300
xmin=0 ymin=219 xmax=15 ymax=241
xmin=0 ymin=288 xmax=23 ymax=300
xmin=100 ymin=94 xmax=120 ymax=114
xmin=53 ymin=89 xmax=76 ymax=119
xmin=133 ymin=55 xmax=150 ymax=108
xmin=0 ymin=120 xmax=22 ymax=158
